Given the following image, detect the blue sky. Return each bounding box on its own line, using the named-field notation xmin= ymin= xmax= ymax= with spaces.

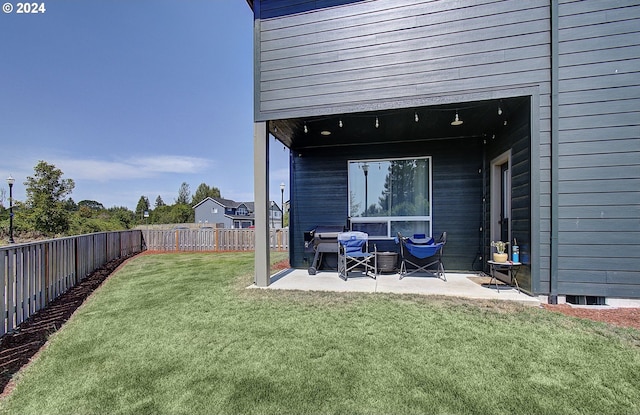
xmin=0 ymin=0 xmax=289 ymax=210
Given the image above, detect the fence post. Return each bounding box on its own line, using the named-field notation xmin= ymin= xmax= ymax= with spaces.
xmin=75 ymin=237 xmax=80 ymax=284
xmin=0 ymin=251 xmax=5 ymax=336
xmin=6 ymin=249 xmax=14 ymax=333
xmin=44 ymin=244 xmax=49 ymax=304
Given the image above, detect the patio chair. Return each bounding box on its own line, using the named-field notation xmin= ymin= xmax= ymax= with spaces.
xmin=337 ymin=231 xmax=377 ymax=281
xmin=396 ymin=232 xmax=447 ymax=281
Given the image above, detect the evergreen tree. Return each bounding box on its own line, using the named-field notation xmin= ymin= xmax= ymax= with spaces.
xmin=377 ymin=159 xmax=429 ymax=216
xmin=176 ymin=182 xmax=191 ymax=205
xmin=155 ymin=195 xmax=166 ymax=208
xmin=192 ymin=183 xmax=221 ymax=206
xmin=64 ymin=197 xmax=78 ymax=212
xmin=135 ymin=196 xmax=150 ymax=220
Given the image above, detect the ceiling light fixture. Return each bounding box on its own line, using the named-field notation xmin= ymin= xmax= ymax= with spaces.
xmin=304 ymin=123 xmax=308 ymax=134
xmin=375 ymin=117 xmax=379 ymax=128
xmin=321 ymin=130 xmax=331 ymax=136
xmin=497 ymin=106 xmax=503 ymax=116
xmin=414 ymin=111 xmax=419 ymax=122
xmin=451 ymin=111 xmax=463 ymax=126
xmin=338 ymin=119 xmax=343 ymax=128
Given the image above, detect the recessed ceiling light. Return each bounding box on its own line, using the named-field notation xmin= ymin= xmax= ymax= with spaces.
xmin=321 ymin=130 xmax=331 ymax=136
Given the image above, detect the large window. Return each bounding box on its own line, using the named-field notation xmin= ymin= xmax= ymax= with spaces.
xmin=348 ymin=157 xmax=432 ymax=238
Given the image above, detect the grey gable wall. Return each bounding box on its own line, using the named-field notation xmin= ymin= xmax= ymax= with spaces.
xmin=194 ymin=199 xmax=231 ymax=227
xmin=556 ymin=1 xmax=640 ymax=298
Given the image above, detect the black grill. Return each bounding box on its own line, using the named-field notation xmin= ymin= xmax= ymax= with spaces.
xmin=304 ymin=225 xmax=344 ymax=275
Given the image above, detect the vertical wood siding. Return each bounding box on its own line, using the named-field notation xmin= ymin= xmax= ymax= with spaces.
xmin=0 ymin=231 xmax=143 ymax=337
xmin=556 ymin=0 xmax=640 ymax=298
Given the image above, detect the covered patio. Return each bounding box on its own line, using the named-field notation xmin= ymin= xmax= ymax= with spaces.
xmin=261 ymin=269 xmax=540 ymax=306
xmin=254 ymin=94 xmax=537 ymax=294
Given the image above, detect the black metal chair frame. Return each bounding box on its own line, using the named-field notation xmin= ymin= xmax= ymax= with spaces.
xmin=397 ymin=232 xmax=447 ymax=281
xmin=337 ymin=231 xmax=377 ymax=281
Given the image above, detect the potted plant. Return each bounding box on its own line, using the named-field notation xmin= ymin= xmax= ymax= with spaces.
xmin=491 ymin=241 xmax=509 ymax=262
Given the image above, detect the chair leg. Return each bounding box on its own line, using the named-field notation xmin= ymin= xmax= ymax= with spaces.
xmin=338 ymin=252 xmax=347 ymax=281
xmin=439 ymin=261 xmax=446 ymax=281
xmin=399 ymin=258 xmax=446 ymax=281
xmin=373 ymin=254 xmax=378 ymax=280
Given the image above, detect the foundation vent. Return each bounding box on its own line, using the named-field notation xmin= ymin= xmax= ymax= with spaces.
xmin=566 ymin=295 xmax=607 ymax=306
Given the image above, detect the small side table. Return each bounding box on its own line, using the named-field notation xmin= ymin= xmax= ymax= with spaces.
xmin=487 ymin=261 xmax=522 ymax=293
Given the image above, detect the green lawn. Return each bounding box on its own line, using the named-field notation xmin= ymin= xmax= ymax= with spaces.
xmin=1 ymin=252 xmax=639 ymax=415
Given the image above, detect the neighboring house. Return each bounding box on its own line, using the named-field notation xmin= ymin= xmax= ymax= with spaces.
xmin=193 ymin=197 xmax=253 ymax=229
xmin=193 ymin=197 xmax=283 ymax=229
xmin=269 ymin=201 xmax=284 ymax=228
xmin=247 ymin=0 xmax=640 ymax=305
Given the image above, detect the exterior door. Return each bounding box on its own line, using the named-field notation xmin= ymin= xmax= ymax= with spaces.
xmin=500 ymin=162 xmax=511 ymax=244
xmin=491 ymin=151 xmax=511 ymax=256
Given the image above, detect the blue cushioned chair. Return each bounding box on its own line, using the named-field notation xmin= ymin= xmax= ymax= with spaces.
xmin=396 ymin=232 xmax=447 ymax=280
xmin=337 ymin=231 xmax=377 ymax=281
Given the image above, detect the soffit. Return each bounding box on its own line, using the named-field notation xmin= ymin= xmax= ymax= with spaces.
xmin=270 ymin=97 xmax=529 ymax=151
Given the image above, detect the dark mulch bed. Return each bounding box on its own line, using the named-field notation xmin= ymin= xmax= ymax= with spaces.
xmin=0 ymin=253 xmax=137 ymax=396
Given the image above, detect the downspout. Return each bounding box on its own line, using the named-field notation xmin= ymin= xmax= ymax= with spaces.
xmin=549 ymin=0 xmax=559 ymax=304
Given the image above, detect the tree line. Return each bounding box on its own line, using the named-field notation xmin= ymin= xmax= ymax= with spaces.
xmin=133 ymin=181 xmax=220 ymax=225
xmin=0 ymin=161 xmax=221 ymax=244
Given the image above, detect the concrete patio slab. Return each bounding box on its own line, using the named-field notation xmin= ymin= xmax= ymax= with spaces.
xmin=256 ymin=269 xmax=541 ymax=306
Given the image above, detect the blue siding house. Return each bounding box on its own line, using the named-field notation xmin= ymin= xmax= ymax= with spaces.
xmin=194 ymin=197 xmax=284 ymax=229
xmin=193 ymin=197 xmax=254 ymax=228
xmin=248 ymin=0 xmax=640 ymax=305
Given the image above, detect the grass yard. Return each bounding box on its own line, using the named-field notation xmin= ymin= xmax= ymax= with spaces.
xmin=0 ymin=252 xmax=639 ymax=415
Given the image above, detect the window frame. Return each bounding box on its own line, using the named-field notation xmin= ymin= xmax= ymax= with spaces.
xmin=347 ymin=156 xmax=433 ymax=239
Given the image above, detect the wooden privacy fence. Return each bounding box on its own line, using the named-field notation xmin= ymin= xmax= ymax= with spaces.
xmin=142 ymin=228 xmax=289 ymax=252
xmin=0 ymin=230 xmax=143 ymax=337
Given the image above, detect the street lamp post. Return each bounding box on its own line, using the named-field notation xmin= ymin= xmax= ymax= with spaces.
xmin=280 ymin=182 xmax=285 ymax=228
xmin=362 ymin=162 xmax=369 ymax=216
xmin=6 ymin=175 xmax=15 ymax=244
